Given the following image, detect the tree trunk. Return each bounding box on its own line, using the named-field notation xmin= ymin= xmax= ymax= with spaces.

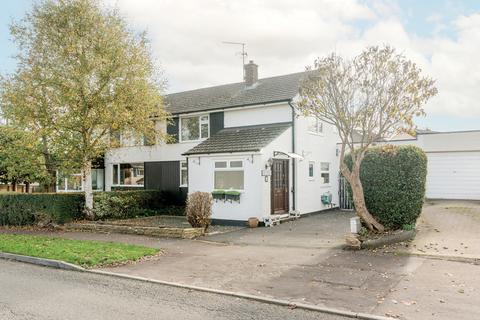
xmin=83 ymin=161 xmax=94 ymax=220
xmin=25 ymin=182 xmax=30 ymax=193
xmin=349 ymin=173 xmax=385 ymax=232
xmin=12 ymin=181 xmax=17 ymax=192
xmin=340 ymin=156 xmax=385 ymax=233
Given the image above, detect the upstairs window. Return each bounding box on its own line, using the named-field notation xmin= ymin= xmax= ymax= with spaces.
xmin=214 ymin=160 xmax=244 ymax=190
xmin=308 ymin=117 xmax=323 ymax=134
xmin=181 ymin=114 xmax=209 ymax=142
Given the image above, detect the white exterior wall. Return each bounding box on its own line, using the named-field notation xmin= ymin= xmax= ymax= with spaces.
xmin=224 ymin=103 xmax=291 ymax=128
xmin=187 ymin=153 xmax=264 ymax=221
xmin=294 ymin=116 xmax=340 ymax=214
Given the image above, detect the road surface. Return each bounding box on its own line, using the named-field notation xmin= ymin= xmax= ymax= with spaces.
xmin=0 ymin=259 xmax=351 ymax=320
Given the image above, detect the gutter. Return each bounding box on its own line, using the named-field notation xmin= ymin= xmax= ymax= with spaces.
xmin=288 ymin=100 xmax=296 ymax=211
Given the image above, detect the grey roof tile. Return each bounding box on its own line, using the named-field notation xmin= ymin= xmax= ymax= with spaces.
xmin=183 ymin=123 xmax=291 ymax=155
xmin=165 ymin=72 xmax=308 ymax=115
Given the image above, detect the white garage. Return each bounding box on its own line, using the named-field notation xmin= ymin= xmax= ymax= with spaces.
xmin=390 ymin=130 xmax=480 ymax=201
xmin=426 ymin=151 xmax=480 ymax=200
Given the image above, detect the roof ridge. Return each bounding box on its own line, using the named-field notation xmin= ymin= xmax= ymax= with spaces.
xmin=166 ymin=71 xmax=307 ymax=97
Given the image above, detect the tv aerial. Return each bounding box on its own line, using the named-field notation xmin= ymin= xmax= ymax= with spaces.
xmin=222 ymin=41 xmax=248 ymax=80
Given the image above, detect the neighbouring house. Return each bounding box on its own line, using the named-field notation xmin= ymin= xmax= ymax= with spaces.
xmin=105 ymin=61 xmax=340 ymax=224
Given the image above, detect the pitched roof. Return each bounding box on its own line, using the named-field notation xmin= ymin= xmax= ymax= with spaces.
xmin=165 ymin=72 xmax=308 ymax=115
xmin=183 ymin=123 xmax=291 ymax=155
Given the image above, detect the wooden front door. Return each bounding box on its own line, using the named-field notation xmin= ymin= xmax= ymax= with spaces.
xmin=271 ymin=159 xmax=289 ymax=214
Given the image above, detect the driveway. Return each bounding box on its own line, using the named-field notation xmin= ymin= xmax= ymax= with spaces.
xmin=205 ymin=210 xmax=355 ymax=248
xmin=394 ymin=200 xmax=480 ymax=260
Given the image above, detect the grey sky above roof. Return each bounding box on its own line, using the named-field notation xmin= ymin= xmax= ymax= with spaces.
xmin=183 ymin=122 xmax=291 ymax=155
xmin=165 ymin=72 xmax=307 ymax=115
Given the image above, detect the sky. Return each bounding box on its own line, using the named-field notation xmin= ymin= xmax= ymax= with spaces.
xmin=1 ymin=0 xmax=480 ymax=131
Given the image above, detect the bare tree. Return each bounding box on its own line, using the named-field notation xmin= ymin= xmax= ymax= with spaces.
xmin=295 ymin=46 xmax=437 ymax=232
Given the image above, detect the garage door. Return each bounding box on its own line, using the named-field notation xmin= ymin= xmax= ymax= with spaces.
xmin=426 ymin=152 xmax=480 ymax=200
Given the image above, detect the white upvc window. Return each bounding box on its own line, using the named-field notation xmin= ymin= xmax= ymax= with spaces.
xmin=308 ymin=117 xmax=323 ymax=135
xmin=320 ymin=162 xmax=330 ymax=184
xmin=112 ymin=163 xmax=144 ymax=186
xmin=308 ymin=161 xmax=315 ymax=179
xmin=180 ymin=114 xmax=209 ymax=142
xmin=214 ymin=160 xmax=244 ymax=190
xmin=180 ymin=161 xmax=188 ymax=187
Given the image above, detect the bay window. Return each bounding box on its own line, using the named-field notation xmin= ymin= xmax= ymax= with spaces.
xmin=180 ymin=114 xmax=209 ymax=142
xmin=112 ymin=163 xmax=144 ymax=186
xmin=214 ymin=160 xmax=244 ymax=190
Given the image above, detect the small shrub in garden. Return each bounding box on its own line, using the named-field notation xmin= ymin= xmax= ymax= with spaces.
xmin=186 ymin=192 xmax=213 ymax=231
xmin=345 ymin=145 xmax=428 ymax=230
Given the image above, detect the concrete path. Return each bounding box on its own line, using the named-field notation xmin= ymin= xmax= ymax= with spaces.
xmin=0 ymin=259 xmax=346 ymax=320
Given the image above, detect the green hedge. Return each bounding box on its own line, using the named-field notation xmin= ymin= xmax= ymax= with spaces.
xmin=0 ymin=193 xmax=84 ymax=225
xmin=0 ymin=190 xmax=185 ymax=226
xmin=346 ymin=145 xmax=427 ymax=230
xmin=93 ymin=190 xmax=181 ymax=220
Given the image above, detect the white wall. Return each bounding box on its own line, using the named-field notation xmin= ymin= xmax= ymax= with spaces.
xmin=187 ymin=153 xmax=264 ymax=221
xmin=224 ymin=103 xmax=291 ymax=128
xmin=294 ymin=115 xmax=340 ymax=214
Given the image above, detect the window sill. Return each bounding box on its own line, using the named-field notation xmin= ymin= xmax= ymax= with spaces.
xmin=319 ymin=184 xmax=331 ymax=188
xmin=111 ymin=185 xmax=144 ymax=187
xmin=308 ymin=131 xmax=325 ymax=137
xmin=179 ymin=138 xmax=209 ymax=144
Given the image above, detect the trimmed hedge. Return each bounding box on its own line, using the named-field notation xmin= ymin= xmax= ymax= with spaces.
xmin=0 ymin=190 xmax=185 ymax=226
xmin=0 ymin=193 xmax=84 ymax=225
xmin=93 ymin=190 xmax=176 ymax=220
xmin=346 ymin=145 xmax=428 ymax=230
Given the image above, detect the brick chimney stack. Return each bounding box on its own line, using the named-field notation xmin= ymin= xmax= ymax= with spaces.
xmin=244 ymin=60 xmax=258 ymax=87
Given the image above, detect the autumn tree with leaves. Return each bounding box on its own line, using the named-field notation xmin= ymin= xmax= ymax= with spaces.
xmin=1 ymin=0 xmax=168 ymax=216
xmin=295 ymin=46 xmax=437 ymax=232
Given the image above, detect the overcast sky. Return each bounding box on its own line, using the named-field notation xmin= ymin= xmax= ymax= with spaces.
xmin=1 ymin=0 xmax=480 ymax=131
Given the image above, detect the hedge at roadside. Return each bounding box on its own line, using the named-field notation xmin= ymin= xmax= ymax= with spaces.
xmin=345 ymin=145 xmax=428 ymax=230
xmin=0 ymin=190 xmax=185 ymax=226
xmin=0 ymin=193 xmax=84 ymax=225
xmin=93 ymin=190 xmax=184 ymax=220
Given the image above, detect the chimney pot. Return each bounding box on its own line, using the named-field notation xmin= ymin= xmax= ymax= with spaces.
xmin=244 ymin=60 xmax=258 ymax=87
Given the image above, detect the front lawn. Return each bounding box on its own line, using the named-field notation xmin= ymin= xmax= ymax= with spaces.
xmin=0 ymin=234 xmax=160 ymax=268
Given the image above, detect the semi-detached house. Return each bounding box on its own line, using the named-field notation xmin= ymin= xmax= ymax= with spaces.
xmin=105 ymin=61 xmax=340 ymax=224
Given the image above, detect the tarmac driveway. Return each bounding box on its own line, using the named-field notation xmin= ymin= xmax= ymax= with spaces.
xmin=205 ymin=210 xmax=355 ymax=249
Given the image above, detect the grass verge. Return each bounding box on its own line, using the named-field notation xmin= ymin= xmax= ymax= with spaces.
xmin=0 ymin=234 xmax=160 ymax=268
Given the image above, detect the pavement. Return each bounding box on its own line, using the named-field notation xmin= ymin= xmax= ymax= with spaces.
xmin=0 ymin=259 xmax=347 ymax=320
xmin=2 ymin=203 xmax=480 ymax=319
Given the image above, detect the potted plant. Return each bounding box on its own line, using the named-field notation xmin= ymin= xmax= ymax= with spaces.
xmin=211 ymin=189 xmax=225 ymax=202
xmin=248 ymin=217 xmax=259 ymax=228
xmin=225 ymin=190 xmax=241 ymax=203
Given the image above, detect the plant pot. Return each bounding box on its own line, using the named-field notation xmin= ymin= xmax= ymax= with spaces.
xmin=248 ymin=217 xmax=259 ymax=228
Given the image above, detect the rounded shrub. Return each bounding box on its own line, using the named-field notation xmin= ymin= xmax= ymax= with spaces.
xmin=346 ymin=145 xmax=428 ymax=230
xmin=186 ymin=192 xmax=213 ymax=231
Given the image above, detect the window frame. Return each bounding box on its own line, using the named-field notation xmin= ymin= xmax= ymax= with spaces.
xmin=179 ymin=114 xmax=210 ymax=142
xmin=180 ymin=160 xmax=188 ymax=187
xmin=320 ymin=162 xmax=330 ymax=185
xmin=112 ymin=163 xmax=145 ymax=187
xmin=307 ymin=117 xmax=324 ymax=135
xmin=214 ymin=160 xmax=244 ymax=191
xmin=308 ymin=161 xmax=315 ymax=180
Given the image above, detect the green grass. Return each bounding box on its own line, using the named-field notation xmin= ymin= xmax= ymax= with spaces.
xmin=0 ymin=234 xmax=160 ymax=268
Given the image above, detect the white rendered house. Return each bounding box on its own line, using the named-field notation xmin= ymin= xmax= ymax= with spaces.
xmin=105 ymin=61 xmax=340 ymax=224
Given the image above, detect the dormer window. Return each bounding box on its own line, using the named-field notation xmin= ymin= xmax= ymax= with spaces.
xmin=180 ymin=114 xmax=209 ymax=142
